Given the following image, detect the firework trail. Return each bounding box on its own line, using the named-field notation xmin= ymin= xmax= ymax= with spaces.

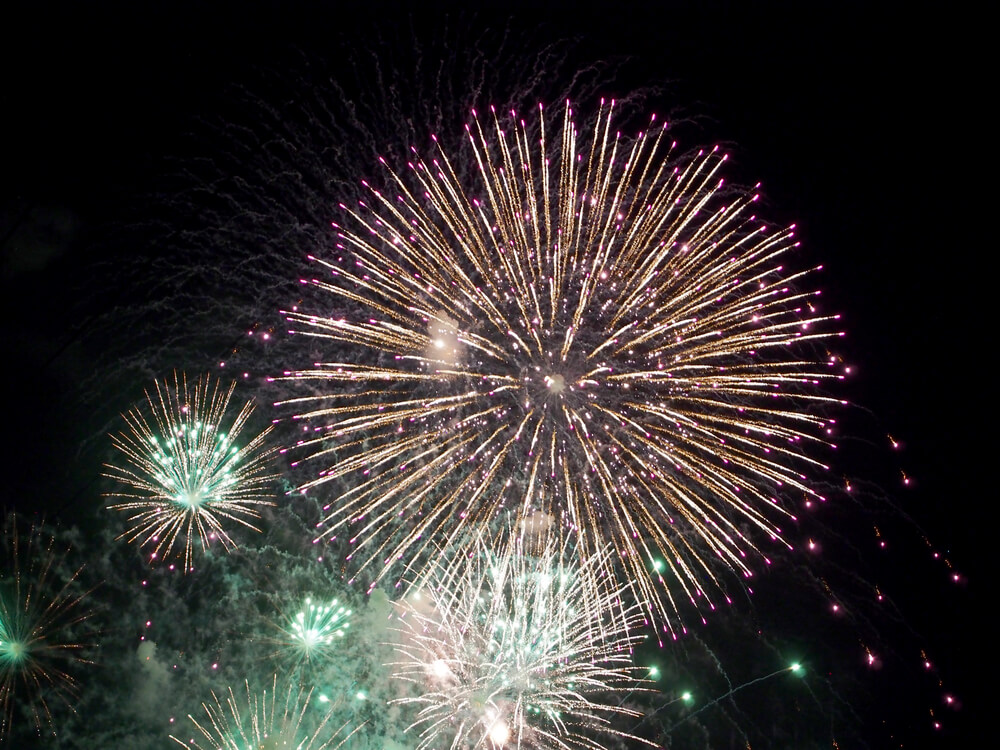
xmin=104 ymin=371 xmax=278 ymax=572
xmin=170 ymin=674 xmax=362 ymax=749
xmin=279 ymin=100 xmax=844 ymax=633
xmin=0 ymin=516 xmax=93 ymax=741
xmin=391 ymin=530 xmax=652 ymax=749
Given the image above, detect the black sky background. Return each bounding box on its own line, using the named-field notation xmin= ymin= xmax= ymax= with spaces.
xmin=1 ymin=1 xmax=984 ymax=746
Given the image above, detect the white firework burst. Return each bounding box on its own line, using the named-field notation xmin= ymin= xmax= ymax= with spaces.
xmin=390 ymin=530 xmax=654 ymax=749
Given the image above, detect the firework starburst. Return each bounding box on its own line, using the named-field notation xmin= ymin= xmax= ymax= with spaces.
xmin=391 ymin=531 xmax=651 ymax=749
xmin=0 ymin=516 xmax=93 ymax=740
xmin=274 ymin=596 xmax=352 ymax=667
xmin=170 ymin=674 xmax=361 ymax=749
xmin=104 ymin=372 xmax=279 ymax=572
xmin=279 ymin=100 xmax=844 ymax=631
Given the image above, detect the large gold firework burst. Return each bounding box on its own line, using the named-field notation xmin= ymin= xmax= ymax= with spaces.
xmin=104 ymin=372 xmax=278 ymax=572
xmin=279 ymin=101 xmax=843 ymax=632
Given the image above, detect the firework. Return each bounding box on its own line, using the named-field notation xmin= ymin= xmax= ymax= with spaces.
xmin=0 ymin=516 xmax=92 ymax=740
xmin=391 ymin=531 xmax=652 ymax=749
xmin=279 ymin=100 xmax=844 ymax=631
xmin=104 ymin=371 xmax=279 ymax=572
xmin=275 ymin=596 xmax=352 ymax=665
xmin=170 ymin=674 xmax=361 ymax=749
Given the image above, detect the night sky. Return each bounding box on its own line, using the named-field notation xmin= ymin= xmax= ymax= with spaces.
xmin=1 ymin=2 xmax=983 ymax=747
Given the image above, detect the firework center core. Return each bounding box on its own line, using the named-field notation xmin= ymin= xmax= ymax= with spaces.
xmin=178 ymin=490 xmax=205 ymax=508
xmin=544 ymin=374 xmax=566 ymax=394
xmin=1 ymin=639 xmax=27 ymax=661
